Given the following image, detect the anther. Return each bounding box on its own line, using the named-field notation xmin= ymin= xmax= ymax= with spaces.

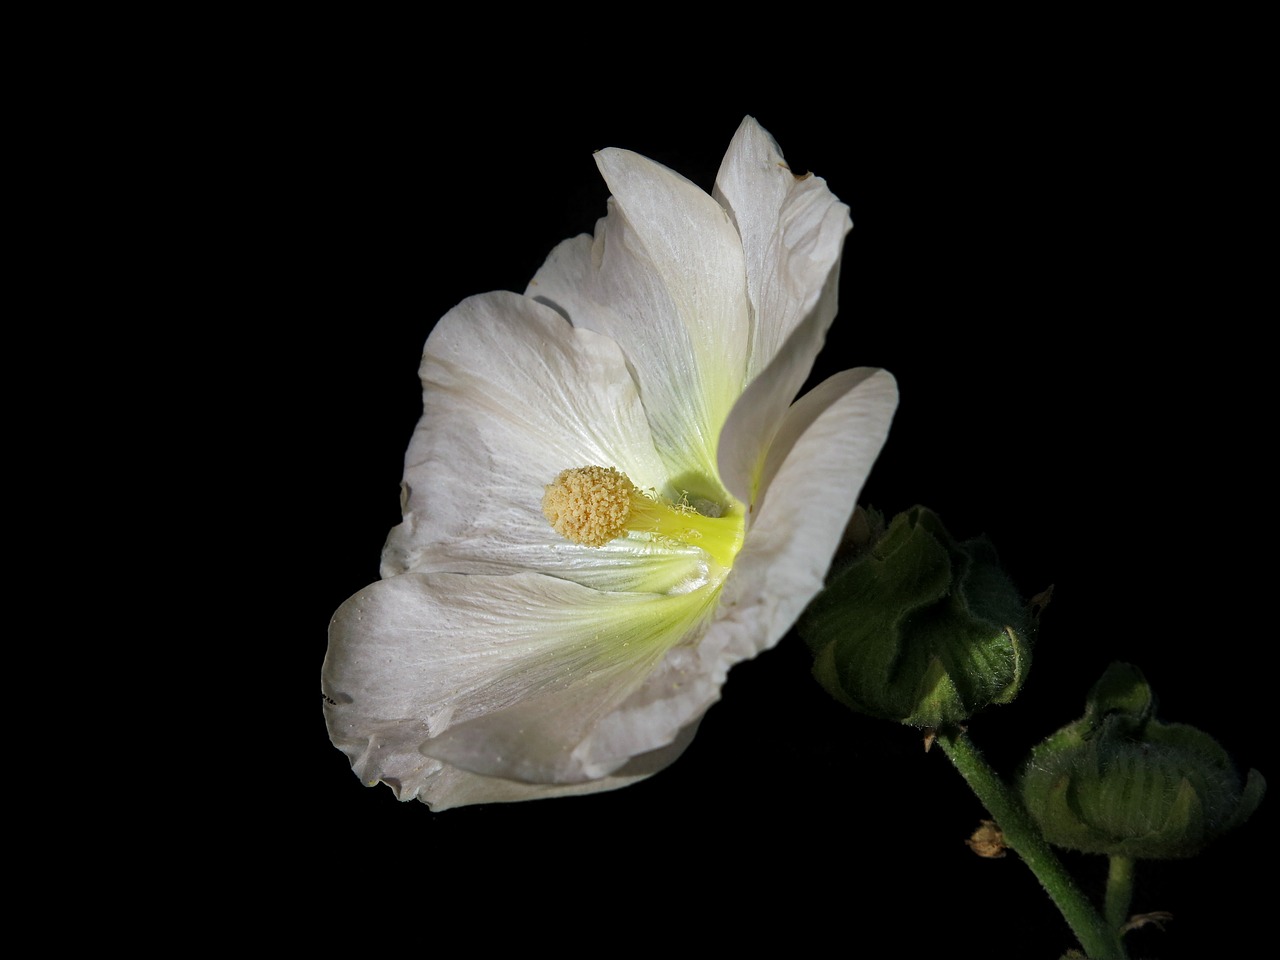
xmin=542 ymin=466 xmax=635 ymax=547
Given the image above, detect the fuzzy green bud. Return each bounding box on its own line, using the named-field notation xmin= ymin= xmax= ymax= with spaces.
xmin=1018 ymin=663 xmax=1265 ymax=859
xmin=799 ymin=505 xmax=1033 ymax=728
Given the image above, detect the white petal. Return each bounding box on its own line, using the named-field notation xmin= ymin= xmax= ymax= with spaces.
xmin=713 ymin=117 xmax=852 ymax=381
xmin=716 ymin=292 xmax=840 ymax=506
xmin=381 ymin=291 xmax=707 ymax=593
xmin=528 ymin=150 xmax=751 ymax=504
xmin=715 ymin=368 xmax=898 ymax=661
xmin=713 ymin=117 xmax=854 ymax=505
xmin=343 ymin=721 xmax=701 ymax=813
xmin=322 ymin=571 xmax=719 ymax=797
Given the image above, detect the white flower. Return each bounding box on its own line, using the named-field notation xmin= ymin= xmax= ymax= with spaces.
xmin=322 ymin=117 xmax=898 ymax=810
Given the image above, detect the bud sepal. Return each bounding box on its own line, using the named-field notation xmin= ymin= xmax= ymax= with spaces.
xmin=800 ymin=505 xmax=1033 ymax=728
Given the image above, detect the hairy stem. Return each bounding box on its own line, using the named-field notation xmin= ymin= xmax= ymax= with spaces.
xmin=937 ymin=728 xmax=1128 ymax=959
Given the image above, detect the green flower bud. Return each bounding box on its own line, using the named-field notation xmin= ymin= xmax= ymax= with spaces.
xmin=1019 ymin=663 xmax=1266 ymax=859
xmin=799 ymin=505 xmax=1034 ymax=728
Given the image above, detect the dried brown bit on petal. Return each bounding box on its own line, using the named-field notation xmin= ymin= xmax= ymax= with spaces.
xmin=1121 ymin=911 xmax=1173 ymax=934
xmin=1031 ymin=584 xmax=1055 ymax=614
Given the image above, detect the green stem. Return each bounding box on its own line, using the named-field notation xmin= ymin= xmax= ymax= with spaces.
xmin=1105 ymin=856 xmax=1135 ymax=935
xmin=937 ymin=729 xmax=1128 ymax=960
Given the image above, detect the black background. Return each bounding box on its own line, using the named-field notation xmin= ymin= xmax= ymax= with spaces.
xmin=292 ymin=80 xmax=1268 ymax=958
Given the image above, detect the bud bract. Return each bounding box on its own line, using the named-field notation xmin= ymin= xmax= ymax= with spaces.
xmin=1018 ymin=663 xmax=1265 ymax=859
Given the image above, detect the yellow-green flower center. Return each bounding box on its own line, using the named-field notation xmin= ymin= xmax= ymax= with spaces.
xmin=542 ymin=465 xmax=744 ymax=569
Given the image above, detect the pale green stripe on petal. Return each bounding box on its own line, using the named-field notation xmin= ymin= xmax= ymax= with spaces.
xmin=528 ymin=150 xmax=751 ymax=504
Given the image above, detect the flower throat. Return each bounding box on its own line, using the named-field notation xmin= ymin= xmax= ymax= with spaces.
xmin=542 ymin=465 xmax=743 ymax=569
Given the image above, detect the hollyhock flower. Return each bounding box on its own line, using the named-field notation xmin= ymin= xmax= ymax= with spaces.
xmin=323 ymin=117 xmax=898 ymax=810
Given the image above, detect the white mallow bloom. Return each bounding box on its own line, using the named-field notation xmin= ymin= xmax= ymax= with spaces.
xmin=323 ymin=116 xmax=898 ymax=810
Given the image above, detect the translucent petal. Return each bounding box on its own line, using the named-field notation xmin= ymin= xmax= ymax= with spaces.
xmin=323 ymin=571 xmax=719 ymax=794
